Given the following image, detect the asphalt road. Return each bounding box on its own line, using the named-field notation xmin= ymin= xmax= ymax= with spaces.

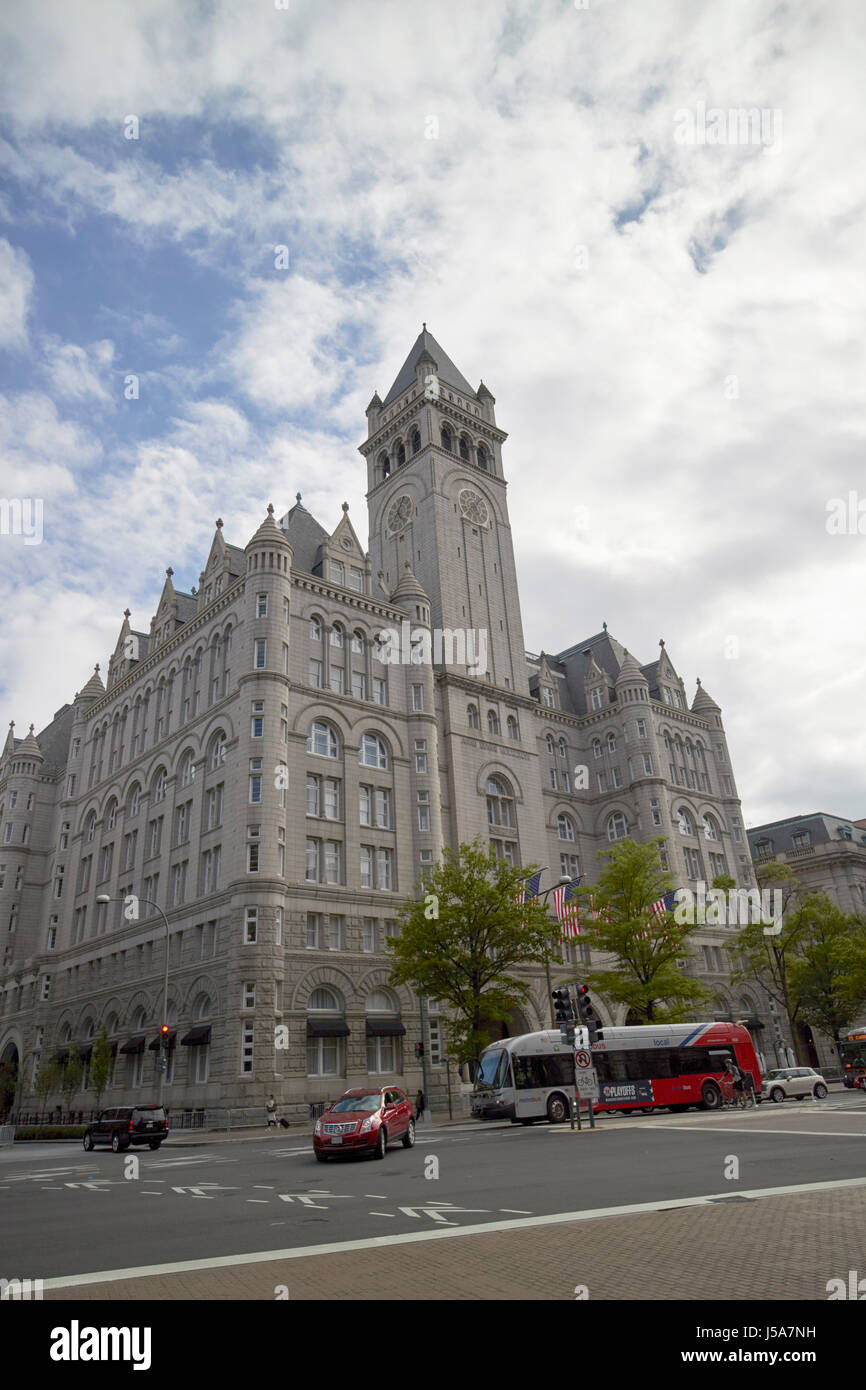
xmin=3 ymin=1092 xmax=866 ymax=1286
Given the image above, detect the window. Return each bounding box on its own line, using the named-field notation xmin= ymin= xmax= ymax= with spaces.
xmin=359 ymin=734 xmax=388 ymax=769
xmin=643 ymin=755 xmax=654 ymax=775
xmin=206 ymin=784 xmax=224 ymax=829
xmin=468 ymin=704 xmax=480 ymax=729
xmin=306 ymin=912 xmax=322 ymax=949
xmin=590 ymin=688 xmax=602 ymax=711
xmin=650 ymin=798 xmax=662 ymax=827
xmin=677 ymin=809 xmax=695 ymax=836
xmin=550 ymin=769 xmax=558 ymax=790
xmin=684 ymin=846 xmax=702 ymax=878
xmin=309 ymin=659 xmax=323 ymax=687
xmin=507 ymin=716 xmax=519 ymax=740
xmin=328 ymin=915 xmax=345 ymax=950
xmin=363 ymin=918 xmax=377 ymax=953
xmin=249 ymin=760 xmax=263 ymax=803
xmin=324 ymin=841 xmax=342 ymax=884
xmin=306 ymin=839 xmax=320 ymax=882
xmin=351 ymin=671 xmax=367 ymax=700
xmin=241 ymin=1024 xmax=254 ymax=1074
xmin=360 ymin=845 xmax=374 ymax=889
xmin=612 ymin=767 xmax=622 ymax=788
xmin=489 ymin=838 xmax=516 ymax=865
xmin=251 ymin=702 xmax=264 ymax=738
xmin=557 ymin=814 xmax=575 ymax=842
xmin=308 ymin=721 xmax=338 ymax=758
xmin=310 ymin=616 xmax=322 ymax=641
xmin=597 ymin=771 xmax=608 ymax=793
xmin=330 ymin=562 xmax=345 ymax=587
xmin=329 ymin=665 xmax=345 ymax=695
xmin=607 ymin=733 xmax=616 ymax=753
xmin=324 ymin=778 xmax=341 ymax=820
xmin=243 ymin=981 xmax=256 ymax=1009
xmin=349 ymin=567 xmax=364 ymax=592
xmin=486 ymin=776 xmax=515 ymax=828
xmin=636 ymin=718 xmax=647 ymax=738
xmin=201 ymin=845 xmax=221 ymax=893
xmin=247 ymin=826 xmax=260 ymax=873
xmin=209 ymin=734 xmax=227 ymax=770
xmin=256 ymin=593 xmax=268 ymax=618
xmin=254 ymin=639 xmax=267 ymax=669
xmin=607 ymin=813 xmax=628 ymax=842
xmin=488 ymin=710 xmax=500 ymax=735
xmin=417 ymin=790 xmax=431 ymax=832
xmin=592 ymin=739 xmax=602 ymax=759
xmin=376 ymin=848 xmax=393 ymax=890
xmin=331 ymin=622 xmax=345 ymax=649
xmin=412 ymin=685 xmax=424 ymax=712
xmin=702 ymin=814 xmax=719 ymax=841
xmin=542 ymin=687 xmax=556 ymax=708
xmin=275 ymin=907 xmax=283 ymax=946
xmin=560 ymin=852 xmax=580 ymax=878
xmin=244 ymin=907 xmax=258 ymax=944
xmin=414 ymin=738 xmax=428 ymax=773
xmin=373 ymin=677 xmax=387 ymax=706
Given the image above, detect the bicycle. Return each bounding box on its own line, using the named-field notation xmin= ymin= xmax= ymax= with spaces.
xmin=720 ymin=1076 xmax=748 ymax=1110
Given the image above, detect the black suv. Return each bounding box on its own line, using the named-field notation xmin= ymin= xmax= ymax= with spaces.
xmin=83 ymin=1105 xmax=168 ymax=1152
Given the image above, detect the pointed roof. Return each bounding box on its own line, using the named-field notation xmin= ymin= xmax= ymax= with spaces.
xmin=279 ymin=496 xmax=330 ymax=577
xmin=247 ymin=503 xmax=289 ymax=550
xmin=691 ymin=678 xmax=721 ymax=714
xmin=382 ymin=326 xmax=477 ymax=407
xmin=391 ymin=559 xmax=430 ymax=608
xmin=18 ymin=724 xmax=43 ymax=760
xmin=615 ymin=649 xmax=648 ymax=685
xmin=3 ymin=721 xmax=15 ymax=757
xmin=79 ymin=664 xmax=105 ymax=701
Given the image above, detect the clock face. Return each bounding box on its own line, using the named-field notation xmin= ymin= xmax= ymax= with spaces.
xmin=458 ymin=489 xmax=489 ymax=526
xmin=387 ymin=495 xmax=414 ymax=533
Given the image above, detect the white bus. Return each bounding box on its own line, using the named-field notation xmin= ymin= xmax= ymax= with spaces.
xmin=470 ymin=1028 xmax=588 ymax=1125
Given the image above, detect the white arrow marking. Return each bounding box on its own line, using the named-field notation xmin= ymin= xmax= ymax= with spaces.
xmin=397 ymin=1204 xmax=490 ymax=1223
xmin=63 ymin=1182 xmax=110 ymax=1190
xmin=278 ymin=1193 xmax=354 ymax=1207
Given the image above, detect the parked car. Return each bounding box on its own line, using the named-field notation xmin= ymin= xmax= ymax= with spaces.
xmin=313 ymin=1087 xmax=415 ymax=1161
xmin=761 ymin=1068 xmax=828 ymax=1103
xmin=83 ymin=1105 xmax=169 ymax=1151
xmin=852 ymin=1072 xmax=866 ymax=1092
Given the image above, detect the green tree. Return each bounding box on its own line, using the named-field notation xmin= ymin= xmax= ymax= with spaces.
xmin=727 ymin=862 xmax=810 ymax=1061
xmin=33 ymin=1056 xmax=60 ymax=1118
xmin=580 ymin=837 xmax=711 ymax=1022
xmin=787 ymin=898 xmax=866 ymax=1052
xmin=388 ymin=840 xmax=556 ymax=1063
xmin=59 ymin=1049 xmax=83 ymax=1115
xmin=0 ymin=1059 xmax=17 ymax=1117
xmin=89 ymin=1026 xmax=113 ymax=1111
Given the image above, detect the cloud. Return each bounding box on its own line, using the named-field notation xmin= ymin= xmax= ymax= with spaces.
xmin=0 ymin=238 xmax=34 ymax=350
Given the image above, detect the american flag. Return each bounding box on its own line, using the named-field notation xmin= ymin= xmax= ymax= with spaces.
xmin=588 ymin=893 xmax=612 ymax=924
xmin=648 ymin=889 xmax=678 ymax=923
xmin=513 ymin=870 xmax=543 ymax=919
xmin=552 ymin=877 xmax=581 ymax=937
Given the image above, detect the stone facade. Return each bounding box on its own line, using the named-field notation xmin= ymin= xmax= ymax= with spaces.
xmin=0 ymin=328 xmax=791 ymax=1117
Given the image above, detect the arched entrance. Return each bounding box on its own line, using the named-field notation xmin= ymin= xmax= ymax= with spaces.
xmin=0 ymin=1041 xmax=19 ymax=1117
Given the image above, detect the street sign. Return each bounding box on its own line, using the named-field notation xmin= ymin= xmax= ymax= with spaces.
xmin=575 ymin=1049 xmax=592 ymax=1070
xmin=575 ymin=1068 xmax=599 ymax=1100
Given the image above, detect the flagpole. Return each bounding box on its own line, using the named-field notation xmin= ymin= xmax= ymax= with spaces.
xmin=535 ymin=874 xmax=583 ymax=1026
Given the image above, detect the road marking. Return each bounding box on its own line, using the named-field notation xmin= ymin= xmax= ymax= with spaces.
xmin=645 ymin=1124 xmax=866 ymax=1138
xmin=247 ymin=1199 xmax=270 ymax=1204
xmin=40 ymin=1173 xmax=866 ymax=1290
xmin=365 ymin=1194 xmax=387 ymax=1198
xmin=397 ymin=1203 xmax=490 ymax=1224
xmin=253 ymin=1185 xmax=275 ymax=1190
xmin=141 ymin=1191 xmax=163 ymax=1196
xmin=370 ymin=1212 xmax=395 ymax=1218
xmin=500 ymin=1209 xmax=532 ymax=1214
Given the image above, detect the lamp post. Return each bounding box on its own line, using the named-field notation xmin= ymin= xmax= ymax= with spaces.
xmin=97 ymin=893 xmax=171 ymax=1107
xmin=535 ymin=874 xmax=584 ymax=1025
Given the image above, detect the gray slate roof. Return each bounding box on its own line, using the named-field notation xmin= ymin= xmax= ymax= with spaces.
xmin=382 ymin=328 xmax=477 ymax=408
xmin=279 ymin=501 xmax=331 ymax=578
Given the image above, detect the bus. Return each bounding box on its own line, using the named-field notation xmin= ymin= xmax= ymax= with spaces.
xmin=838 ymin=1031 xmax=866 ymax=1087
xmin=471 ymin=1021 xmax=762 ymax=1123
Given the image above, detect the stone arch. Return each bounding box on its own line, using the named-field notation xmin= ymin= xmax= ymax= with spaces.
xmin=356 ymin=968 xmax=413 ymax=1013
xmin=180 ymin=974 xmax=221 ymax=1019
xmin=476 ymin=760 xmax=527 ymax=805
xmin=291 ymin=963 xmax=356 ymax=1012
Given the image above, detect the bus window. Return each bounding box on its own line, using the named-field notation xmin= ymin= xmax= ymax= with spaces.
xmin=495 ymin=1051 xmax=512 ymax=1088
xmin=475 ymin=1051 xmax=504 ymax=1087
xmin=514 ymin=1054 xmax=573 ymax=1089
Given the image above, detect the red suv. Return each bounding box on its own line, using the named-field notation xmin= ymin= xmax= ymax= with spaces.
xmin=313 ymin=1088 xmax=415 ymax=1161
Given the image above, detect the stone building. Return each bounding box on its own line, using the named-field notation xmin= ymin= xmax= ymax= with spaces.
xmin=0 ymin=328 xmax=781 ymax=1118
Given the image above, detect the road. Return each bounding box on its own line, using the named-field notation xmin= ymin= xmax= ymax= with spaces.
xmin=3 ymin=1091 xmax=866 ymax=1299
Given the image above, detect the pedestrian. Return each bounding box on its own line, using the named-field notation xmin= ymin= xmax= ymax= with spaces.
xmin=415 ymin=1089 xmax=424 ymax=1123
xmin=265 ymin=1094 xmax=278 ymax=1129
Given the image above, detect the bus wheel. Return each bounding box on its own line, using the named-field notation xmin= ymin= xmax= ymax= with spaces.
xmin=701 ymin=1083 xmax=722 ymax=1111
xmin=670 ymin=1104 xmax=689 ymax=1112
xmin=546 ymin=1094 xmax=569 ymax=1124
xmin=520 ymin=1119 xmax=534 ymax=1126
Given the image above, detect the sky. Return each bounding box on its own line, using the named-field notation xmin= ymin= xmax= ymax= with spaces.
xmin=0 ymin=0 xmax=864 ymax=827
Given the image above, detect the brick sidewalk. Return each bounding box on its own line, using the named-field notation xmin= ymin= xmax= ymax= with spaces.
xmin=44 ymin=1185 xmax=866 ymax=1301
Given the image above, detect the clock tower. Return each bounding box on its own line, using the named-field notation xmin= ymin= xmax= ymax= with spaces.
xmin=360 ymin=326 xmax=530 ymax=697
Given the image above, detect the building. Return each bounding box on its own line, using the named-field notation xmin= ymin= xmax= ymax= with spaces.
xmin=0 ymin=327 xmax=780 ymax=1119
xmin=748 ymin=813 xmax=866 ymax=917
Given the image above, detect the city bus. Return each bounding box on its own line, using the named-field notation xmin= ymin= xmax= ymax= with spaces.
xmin=838 ymin=1031 xmax=866 ymax=1087
xmin=471 ymin=1021 xmax=763 ymax=1123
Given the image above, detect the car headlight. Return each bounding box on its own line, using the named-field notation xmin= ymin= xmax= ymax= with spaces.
xmin=360 ymin=1116 xmax=374 ymax=1133
xmin=314 ymin=1119 xmax=322 ymax=1135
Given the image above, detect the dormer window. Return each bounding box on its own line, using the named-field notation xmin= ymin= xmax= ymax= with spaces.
xmin=542 ymin=687 xmax=556 ymax=708
xmin=590 ymin=688 xmax=603 ymax=711
xmin=330 ymin=561 xmax=345 ymax=586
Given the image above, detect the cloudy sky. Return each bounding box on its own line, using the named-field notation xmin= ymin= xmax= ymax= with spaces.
xmin=1 ymin=0 xmax=864 ymax=826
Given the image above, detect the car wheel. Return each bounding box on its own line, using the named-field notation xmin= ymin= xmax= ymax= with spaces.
xmin=148 ymin=1141 xmax=161 ymax=1150
xmin=520 ymin=1119 xmax=534 ymax=1126
xmin=546 ymin=1093 xmax=570 ymax=1124
xmin=701 ymin=1083 xmax=722 ymax=1111
xmin=640 ymin=1107 xmax=654 ymax=1115
xmin=373 ymin=1127 xmax=387 ymax=1159
xmin=770 ymin=1087 xmax=785 ymax=1103
xmin=83 ymin=1132 xmax=94 ymax=1151
xmin=402 ymin=1119 xmax=416 ymax=1149
xmin=315 ymin=1151 xmax=328 ymax=1163
xmin=814 ymin=1084 xmax=827 ymax=1099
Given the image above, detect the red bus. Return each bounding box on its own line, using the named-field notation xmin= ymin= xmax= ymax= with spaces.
xmin=591 ymin=1021 xmax=762 ymax=1113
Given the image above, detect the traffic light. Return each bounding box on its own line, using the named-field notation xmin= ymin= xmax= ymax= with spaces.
xmin=160 ymin=1024 xmax=170 ymax=1042
xmin=576 ymin=986 xmax=602 ymax=1047
xmin=414 ymin=1041 xmax=425 ymax=1059
xmin=552 ymin=987 xmax=575 ymax=1045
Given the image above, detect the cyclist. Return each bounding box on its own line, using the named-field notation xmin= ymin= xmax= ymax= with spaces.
xmin=722 ymin=1057 xmax=746 ymax=1109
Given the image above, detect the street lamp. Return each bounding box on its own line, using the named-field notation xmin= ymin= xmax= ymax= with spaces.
xmin=96 ymin=893 xmax=171 ymax=1106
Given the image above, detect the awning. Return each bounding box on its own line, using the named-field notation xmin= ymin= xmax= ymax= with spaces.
xmin=180 ymin=1025 xmax=212 ymax=1046
xmin=365 ymin=1017 xmax=406 ymax=1037
xmin=119 ymin=1034 xmax=146 ymax=1054
xmin=148 ymin=1029 xmax=177 ymax=1051
xmin=306 ymin=1018 xmax=350 ymax=1038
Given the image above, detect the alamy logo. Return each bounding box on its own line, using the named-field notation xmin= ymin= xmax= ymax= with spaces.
xmin=0 ymin=498 xmax=43 ymax=545
xmin=1 ymin=1277 xmax=43 ymax=1300
xmin=49 ymin=1321 xmax=152 ymax=1370
xmin=674 ymin=103 xmax=782 ymax=149
xmin=673 ymin=884 xmax=783 ymax=934
xmin=374 ymin=620 xmax=487 ymax=676
xmin=826 ymin=1270 xmax=866 ymax=1299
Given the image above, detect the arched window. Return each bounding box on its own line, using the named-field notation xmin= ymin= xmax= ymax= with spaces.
xmin=310 ymin=615 xmax=322 ymax=641
xmin=486 ymin=776 xmax=515 ymax=828
xmin=677 ymin=808 xmax=695 ymax=836
xmin=309 ymin=987 xmax=340 ymax=1012
xmin=366 ymin=989 xmax=398 ymax=1013
xmin=459 ymin=435 xmax=470 ymax=461
xmin=557 ymin=814 xmax=576 ymax=842
xmin=477 ymin=443 xmax=488 ymax=470
xmin=128 ymin=783 xmax=141 ymax=818
xmin=359 ymin=733 xmax=388 ymax=769
xmin=607 ymin=812 xmax=628 ymax=842
xmin=607 ymin=732 xmax=616 ymax=753
xmin=197 ymin=994 xmax=212 ymax=1020
xmin=152 ymin=768 xmax=167 ymax=803
xmin=330 ymin=623 xmax=344 ymax=649
xmin=105 ymin=799 xmax=118 ymax=832
xmin=467 ymin=704 xmax=480 ymax=730
xmin=546 ymin=734 xmax=555 ymax=755
xmin=702 ymin=814 xmax=719 ymax=841
xmin=86 ymin=811 xmax=97 ymax=842
xmin=440 ymin=425 xmax=452 ymax=452
xmin=396 ymin=441 xmax=406 ymax=467
xmin=379 ymin=451 xmax=391 ymax=480
xmin=208 ymin=732 xmax=227 ymax=771
xmin=487 ymin=710 xmax=500 ymax=735
xmin=411 ymin=428 xmax=421 ymax=454
xmin=351 ymin=630 xmax=365 ymax=655
xmin=507 ymin=715 xmax=519 ymax=740
xmin=592 ymin=738 xmax=602 ymax=759
xmin=308 ymin=721 xmax=339 ymax=759
xmin=179 ymin=751 xmax=196 ymax=787
xmin=366 ymin=989 xmax=401 ymax=1073
xmin=558 ymin=738 xmax=567 ymax=759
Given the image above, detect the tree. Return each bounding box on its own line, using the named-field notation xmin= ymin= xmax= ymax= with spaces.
xmin=787 ymin=898 xmax=866 ymax=1051
xmin=89 ymin=1026 xmax=113 ymax=1111
xmin=580 ymin=837 xmax=711 ymax=1022
xmin=0 ymin=1059 xmax=17 ymax=1118
xmin=727 ymin=862 xmax=810 ymax=1061
xmin=388 ymin=840 xmax=556 ymax=1063
xmin=33 ymin=1056 xmax=60 ymax=1118
xmin=59 ymin=1049 xmax=83 ymax=1116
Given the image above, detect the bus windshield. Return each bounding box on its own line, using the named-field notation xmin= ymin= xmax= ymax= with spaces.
xmin=475 ymin=1050 xmax=506 ymax=1088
